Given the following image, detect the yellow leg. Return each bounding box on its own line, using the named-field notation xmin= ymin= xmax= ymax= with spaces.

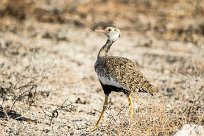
xmin=91 ymin=95 xmax=109 ymax=131
xmin=127 ymin=95 xmax=134 ymax=125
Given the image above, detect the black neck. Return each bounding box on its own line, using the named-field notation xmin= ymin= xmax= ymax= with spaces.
xmin=98 ymin=39 xmax=114 ymax=57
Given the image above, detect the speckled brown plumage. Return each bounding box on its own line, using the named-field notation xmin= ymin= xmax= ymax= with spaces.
xmin=95 ymin=56 xmax=157 ymax=95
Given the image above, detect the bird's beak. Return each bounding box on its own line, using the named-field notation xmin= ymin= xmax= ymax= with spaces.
xmin=94 ymin=29 xmax=106 ymax=33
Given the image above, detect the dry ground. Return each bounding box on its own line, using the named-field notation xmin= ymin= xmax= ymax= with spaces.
xmin=0 ymin=0 xmax=204 ymax=135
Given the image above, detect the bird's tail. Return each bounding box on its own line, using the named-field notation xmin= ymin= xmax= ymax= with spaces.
xmin=139 ymin=79 xmax=158 ymax=96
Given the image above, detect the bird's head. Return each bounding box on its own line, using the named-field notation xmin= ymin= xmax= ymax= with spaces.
xmin=95 ymin=26 xmax=120 ymax=42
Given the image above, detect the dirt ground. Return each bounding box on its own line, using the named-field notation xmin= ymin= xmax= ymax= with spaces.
xmin=0 ymin=0 xmax=204 ymax=135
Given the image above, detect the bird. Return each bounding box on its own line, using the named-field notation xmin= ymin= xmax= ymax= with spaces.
xmin=91 ymin=26 xmax=158 ymax=131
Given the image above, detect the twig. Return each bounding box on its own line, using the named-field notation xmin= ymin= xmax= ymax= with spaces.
xmin=10 ymin=82 xmax=37 ymax=111
xmin=43 ymin=98 xmax=75 ymax=125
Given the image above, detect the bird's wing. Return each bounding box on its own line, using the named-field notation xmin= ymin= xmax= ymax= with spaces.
xmin=100 ymin=56 xmax=144 ymax=90
xmin=95 ymin=56 xmax=158 ymax=95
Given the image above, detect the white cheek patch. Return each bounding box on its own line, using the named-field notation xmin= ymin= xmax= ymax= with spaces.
xmin=98 ymin=74 xmax=126 ymax=89
xmin=109 ymin=33 xmax=120 ymax=41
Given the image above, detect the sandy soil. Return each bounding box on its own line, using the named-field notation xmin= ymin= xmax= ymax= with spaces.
xmin=0 ymin=0 xmax=204 ymax=135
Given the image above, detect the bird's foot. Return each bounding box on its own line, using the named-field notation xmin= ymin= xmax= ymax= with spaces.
xmin=86 ymin=125 xmax=99 ymax=132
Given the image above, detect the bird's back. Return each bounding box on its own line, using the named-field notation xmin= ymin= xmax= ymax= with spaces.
xmin=95 ymin=56 xmax=157 ymax=95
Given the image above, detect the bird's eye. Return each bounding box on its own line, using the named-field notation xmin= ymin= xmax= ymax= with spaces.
xmin=107 ymin=28 xmax=111 ymax=32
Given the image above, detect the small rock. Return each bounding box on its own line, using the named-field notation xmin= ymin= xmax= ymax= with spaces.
xmin=75 ymin=98 xmax=86 ymax=104
xmin=174 ymin=124 xmax=204 ymax=136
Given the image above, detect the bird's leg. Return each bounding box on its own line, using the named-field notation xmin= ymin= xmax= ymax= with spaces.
xmin=127 ymin=94 xmax=134 ymax=125
xmin=91 ymin=95 xmax=109 ymax=131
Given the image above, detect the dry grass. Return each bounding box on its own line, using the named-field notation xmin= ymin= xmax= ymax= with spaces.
xmin=0 ymin=0 xmax=204 ymax=135
xmin=88 ymin=93 xmax=203 ymax=136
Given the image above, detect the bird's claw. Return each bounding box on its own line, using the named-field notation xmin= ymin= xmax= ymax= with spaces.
xmin=86 ymin=125 xmax=98 ymax=132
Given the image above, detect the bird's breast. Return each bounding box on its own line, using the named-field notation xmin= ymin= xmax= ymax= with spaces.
xmin=97 ymin=74 xmax=126 ymax=89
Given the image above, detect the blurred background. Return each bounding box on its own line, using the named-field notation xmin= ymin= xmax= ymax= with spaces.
xmin=0 ymin=0 xmax=204 ymax=41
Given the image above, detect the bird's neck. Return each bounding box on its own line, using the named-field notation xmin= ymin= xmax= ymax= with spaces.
xmin=98 ymin=39 xmax=114 ymax=57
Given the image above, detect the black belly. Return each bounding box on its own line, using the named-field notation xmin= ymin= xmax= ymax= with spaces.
xmin=100 ymin=81 xmax=130 ymax=95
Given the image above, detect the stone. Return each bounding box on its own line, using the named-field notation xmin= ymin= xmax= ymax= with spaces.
xmin=174 ymin=124 xmax=204 ymax=136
